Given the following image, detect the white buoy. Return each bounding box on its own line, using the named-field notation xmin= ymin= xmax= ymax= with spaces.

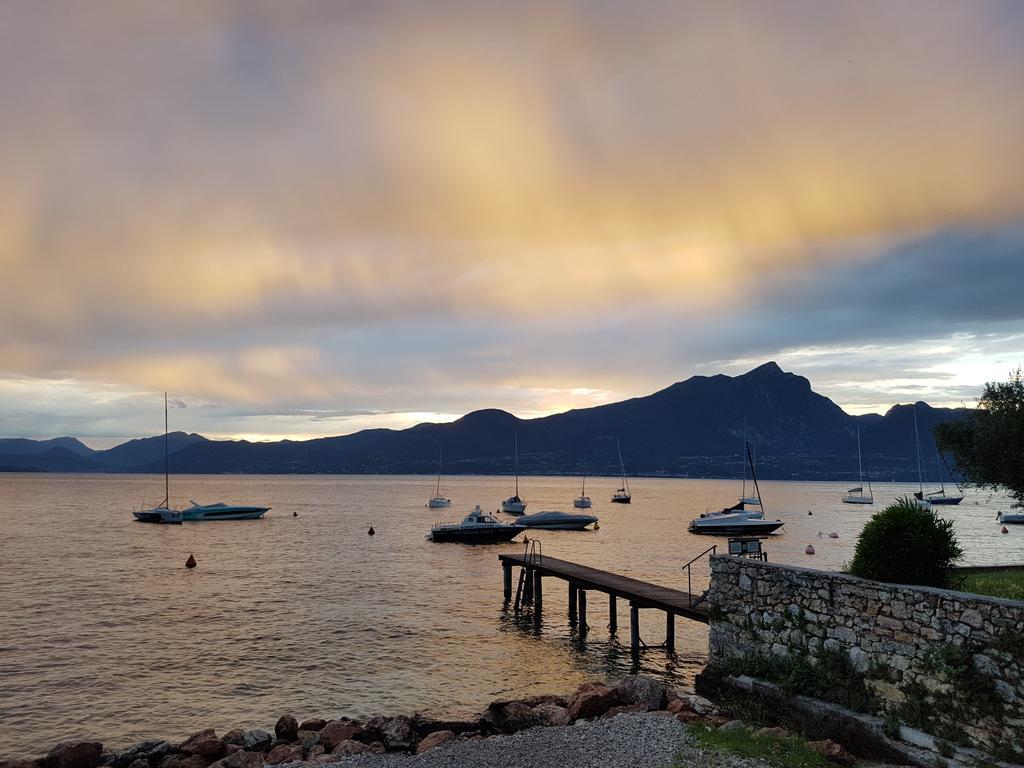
xmin=805 ymin=544 xmax=816 ymax=555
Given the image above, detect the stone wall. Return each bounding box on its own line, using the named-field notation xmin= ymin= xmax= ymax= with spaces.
xmin=707 ymin=556 xmax=1024 ymax=756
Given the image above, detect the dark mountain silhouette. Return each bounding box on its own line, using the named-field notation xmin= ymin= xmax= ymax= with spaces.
xmin=0 ymin=363 xmax=968 ymax=479
xmin=0 ymin=437 xmax=95 ymax=457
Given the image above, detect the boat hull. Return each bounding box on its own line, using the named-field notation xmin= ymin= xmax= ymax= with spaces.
xmin=427 ymin=498 xmax=451 ymax=509
xmin=428 ymin=527 xmax=522 ymax=544
xmin=689 ymin=520 xmax=784 ymax=536
xmin=573 ymin=498 xmax=592 ymax=509
xmin=501 ymin=500 xmax=527 ymax=514
xmin=610 ymin=496 xmax=631 ymax=504
xmin=183 ymin=505 xmax=269 ymax=521
xmin=998 ymin=514 xmax=1024 ymax=524
xmin=841 ymin=497 xmax=874 ymax=504
xmin=517 ymin=512 xmax=598 ymax=531
xmin=133 ymin=509 xmax=183 ymax=524
xmin=926 ymin=496 xmax=963 ymax=505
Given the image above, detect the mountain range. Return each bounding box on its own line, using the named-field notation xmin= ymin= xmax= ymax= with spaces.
xmin=0 ymin=362 xmax=968 ymax=481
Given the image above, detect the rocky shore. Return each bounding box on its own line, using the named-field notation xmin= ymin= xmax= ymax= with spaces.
xmin=0 ymin=676 xmax=852 ymax=768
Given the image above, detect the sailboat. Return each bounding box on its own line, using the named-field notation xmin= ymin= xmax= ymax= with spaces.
xmin=910 ymin=404 xmax=932 ymax=509
xmin=426 ymin=441 xmax=451 ymax=508
xmin=500 ymin=433 xmax=527 ymax=514
xmin=573 ymin=475 xmax=592 ymax=509
xmin=611 ymin=437 xmax=631 ymax=503
xmin=689 ymin=443 xmax=784 ymax=535
xmin=738 ymin=434 xmax=760 ymax=506
xmin=132 ymin=393 xmax=184 ymax=524
xmin=917 ymin=444 xmax=964 ymax=505
xmin=842 ymin=426 xmax=874 ymax=504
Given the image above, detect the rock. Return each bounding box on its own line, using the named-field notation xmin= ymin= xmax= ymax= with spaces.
xmin=532 ymin=703 xmax=571 ymax=727
xmin=239 ymin=732 xmax=272 ymax=754
xmin=273 ymin=716 xmax=298 ymax=744
xmin=330 ymin=740 xmax=368 ymax=757
xmin=177 ymin=731 xmax=223 ymax=759
xmin=220 ymin=732 xmax=246 ymax=749
xmin=318 ymin=720 xmax=364 ymax=751
xmin=43 ymin=742 xmax=104 ymax=768
xmin=666 ymin=699 xmax=691 ymax=715
xmin=297 ymin=719 xmax=326 ymax=733
xmin=675 ymin=710 xmax=702 ymax=724
xmin=718 ymin=720 xmax=746 ymax=733
xmin=410 ymin=716 xmax=481 ymax=737
xmin=415 ymin=731 xmax=455 ymax=754
xmin=614 ymin=675 xmax=665 ymax=711
xmin=263 ymin=745 xmax=302 ymax=766
xmin=567 ymin=684 xmax=618 ymax=720
xmin=126 ymin=760 xmax=148 ymax=768
xmin=156 ymin=756 xmax=205 ymax=768
xmin=367 ymin=742 xmax=386 ymax=755
xmin=380 ymin=715 xmax=415 ymax=751
xmin=208 ymin=752 xmax=264 ymax=768
xmin=109 ymin=741 xmax=171 ymax=768
xmin=603 ymin=704 xmax=648 ymax=718
xmin=755 ymin=727 xmax=791 ymax=739
xmin=483 ymin=702 xmax=536 ymax=733
xmin=305 ymin=746 xmax=324 ymax=760
xmin=0 ymin=761 xmax=37 ymax=768
xmin=684 ymin=694 xmax=720 ymax=716
xmin=295 ymin=731 xmax=319 ymax=749
xmin=807 ymin=739 xmax=856 ymax=765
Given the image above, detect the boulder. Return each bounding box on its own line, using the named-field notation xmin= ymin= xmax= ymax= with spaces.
xmin=297 ymin=719 xmax=325 ymax=733
xmin=294 ymin=731 xmax=319 ymax=750
xmin=674 ymin=710 xmax=702 ymax=724
xmin=318 ymin=721 xmax=363 ymax=752
xmin=380 ymin=716 xmax=415 ymax=751
xmin=807 ymin=740 xmax=856 ymax=765
xmin=718 ymin=720 xmax=747 ymax=733
xmin=0 ymin=761 xmax=37 ymax=768
xmin=126 ymin=760 xmax=148 ymax=768
xmin=666 ymin=699 xmax=691 ymax=715
xmin=155 ymin=756 xmax=205 ymax=768
xmin=367 ymin=742 xmax=386 ymax=755
xmin=602 ymin=704 xmax=647 ymax=718
xmin=484 ymin=702 xmax=536 ymax=733
xmin=614 ymin=675 xmax=665 ymax=711
xmin=329 ymin=741 xmax=367 ymax=757
xmin=531 ymin=703 xmax=571 ymax=728
xmin=273 ymin=716 xmax=298 ymax=744
xmin=567 ymin=684 xmax=618 ymax=720
xmin=238 ymin=732 xmax=272 ymax=754
xmin=263 ymin=745 xmax=302 ymax=767
xmin=305 ymin=747 xmax=324 ymax=760
xmin=684 ymin=694 xmax=720 ymax=716
xmin=410 ymin=716 xmax=481 ymax=737
xmin=42 ymin=742 xmax=104 ymax=768
xmin=415 ymin=731 xmax=455 ymax=755
xmin=207 ymin=752 xmax=263 ymax=768
xmin=755 ymin=727 xmax=791 ymax=739
xmin=109 ymin=740 xmax=171 ymax=768
xmin=177 ymin=731 xmax=222 ymax=760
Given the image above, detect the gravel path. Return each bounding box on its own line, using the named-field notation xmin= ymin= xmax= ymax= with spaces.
xmin=310 ymin=712 xmax=767 ymax=768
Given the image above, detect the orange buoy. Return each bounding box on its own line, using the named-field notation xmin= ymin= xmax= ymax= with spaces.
xmin=1002 ymin=526 xmax=1009 ymax=534
xmin=805 ymin=545 xmax=816 ymax=555
xmin=368 ymin=526 xmax=375 ymax=536
xmin=185 ymin=553 xmax=197 ymax=569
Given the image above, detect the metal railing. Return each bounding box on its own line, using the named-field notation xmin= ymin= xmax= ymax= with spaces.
xmin=525 ymin=537 xmax=543 ymax=564
xmin=681 ymin=545 xmax=716 ymax=608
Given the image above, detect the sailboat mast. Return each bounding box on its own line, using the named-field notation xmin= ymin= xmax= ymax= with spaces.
xmin=514 ymin=433 xmax=519 ymax=496
xmin=913 ymin=404 xmax=924 ymax=494
xmin=436 ymin=441 xmax=443 ymax=496
xmin=616 ymin=436 xmax=628 ymax=492
xmin=857 ymin=426 xmax=864 ymax=486
xmin=933 ymin=444 xmax=946 ymax=494
xmin=164 ymin=391 xmax=169 ymax=508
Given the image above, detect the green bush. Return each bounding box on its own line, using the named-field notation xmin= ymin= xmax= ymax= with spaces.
xmin=848 ymin=497 xmax=963 ymax=588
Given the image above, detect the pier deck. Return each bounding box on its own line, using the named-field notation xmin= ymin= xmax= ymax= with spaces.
xmin=499 ymin=552 xmax=709 ymax=654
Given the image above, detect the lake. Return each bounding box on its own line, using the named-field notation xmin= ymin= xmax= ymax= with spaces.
xmin=0 ymin=473 xmax=1016 ymax=757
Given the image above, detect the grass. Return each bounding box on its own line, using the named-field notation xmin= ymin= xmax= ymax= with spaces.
xmin=958 ymin=569 xmax=1024 ymax=601
xmin=684 ymin=723 xmax=830 ymax=768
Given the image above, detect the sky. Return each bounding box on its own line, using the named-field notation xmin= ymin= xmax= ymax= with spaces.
xmin=2 ymin=0 xmax=1023 ymax=448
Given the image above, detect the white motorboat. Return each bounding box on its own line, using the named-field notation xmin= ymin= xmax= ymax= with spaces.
xmin=428 ymin=505 xmax=522 ymax=543
xmin=426 ymin=441 xmax=451 ymax=509
xmin=842 ymin=426 xmax=874 ymax=504
xmin=516 ymin=510 xmax=598 ymax=530
xmin=500 ymin=433 xmax=527 ymax=514
xmin=689 ymin=442 xmax=784 ymax=535
xmin=133 ymin=393 xmax=185 ymax=525
xmin=573 ymin=475 xmax=592 ymax=508
xmin=997 ymin=511 xmax=1024 ymax=525
xmin=611 ymin=437 xmax=631 ymax=503
xmin=182 ymin=501 xmax=269 ymax=521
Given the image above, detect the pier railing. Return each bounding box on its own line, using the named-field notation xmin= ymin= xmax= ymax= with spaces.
xmin=681 ymin=545 xmax=716 ymax=608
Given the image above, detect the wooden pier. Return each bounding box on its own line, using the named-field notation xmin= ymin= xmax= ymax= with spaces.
xmin=499 ymin=551 xmax=710 ymax=655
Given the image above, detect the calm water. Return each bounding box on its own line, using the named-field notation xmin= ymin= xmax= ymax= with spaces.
xmin=0 ymin=473 xmax=1018 ymax=757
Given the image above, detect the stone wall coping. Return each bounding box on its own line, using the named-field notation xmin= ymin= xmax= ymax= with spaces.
xmin=709 ymin=554 xmax=1024 ymax=609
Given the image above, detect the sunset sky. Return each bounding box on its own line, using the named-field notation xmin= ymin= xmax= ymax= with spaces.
xmin=2 ymin=1 xmax=1023 ymax=447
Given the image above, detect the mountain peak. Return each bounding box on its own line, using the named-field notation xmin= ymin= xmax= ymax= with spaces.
xmin=744 ymin=361 xmax=784 ymax=377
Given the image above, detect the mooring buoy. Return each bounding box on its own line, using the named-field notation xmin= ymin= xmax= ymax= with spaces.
xmin=1002 ymin=526 xmax=1009 ymax=534
xmin=805 ymin=545 xmax=816 ymax=555
xmin=807 ymin=510 xmax=813 ymax=516
xmin=368 ymin=526 xmax=375 ymax=536
xmin=829 ymin=532 xmax=839 ymax=539
xmin=185 ymin=553 xmax=197 ymax=569
xmin=293 ymin=511 xmax=298 ymax=517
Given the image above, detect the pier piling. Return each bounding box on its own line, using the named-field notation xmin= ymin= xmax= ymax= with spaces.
xmin=503 ymin=563 xmax=512 ymax=602
xmin=568 ymin=582 xmax=578 ymax=624
xmin=608 ymin=594 xmax=617 ymax=631
xmin=630 ymin=602 xmax=640 ymax=655
xmin=666 ymin=613 xmax=675 ymax=653
xmin=578 ymin=589 xmax=588 ymax=635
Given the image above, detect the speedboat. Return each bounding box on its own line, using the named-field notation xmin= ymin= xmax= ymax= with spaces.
xmin=182 ymin=501 xmax=270 ymax=521
xmin=516 ymin=510 xmax=598 ymax=531
xmin=133 ymin=507 xmax=184 ymax=524
xmin=997 ymin=511 xmax=1024 ymax=524
xmin=688 ymin=503 xmax=784 ymax=536
xmin=428 ymin=505 xmax=522 ymax=543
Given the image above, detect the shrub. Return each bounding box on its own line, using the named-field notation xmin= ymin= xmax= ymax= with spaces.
xmin=848 ymin=497 xmax=962 ymax=588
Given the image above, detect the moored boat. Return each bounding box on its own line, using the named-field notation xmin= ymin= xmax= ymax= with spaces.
xmin=610 ymin=437 xmax=631 ymax=503
xmin=133 ymin=393 xmax=185 ymax=525
xmin=426 ymin=441 xmax=451 ymax=509
xmin=500 ymin=433 xmax=527 ymax=514
xmin=428 ymin=505 xmax=523 ymax=543
xmin=182 ymin=502 xmax=270 ymax=521
xmin=516 ymin=510 xmax=598 ymax=530
xmin=997 ymin=510 xmax=1024 ymax=524
xmin=842 ymin=426 xmax=874 ymax=504
xmin=688 ymin=442 xmax=784 ymax=536
xmin=573 ymin=475 xmax=592 ymax=508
